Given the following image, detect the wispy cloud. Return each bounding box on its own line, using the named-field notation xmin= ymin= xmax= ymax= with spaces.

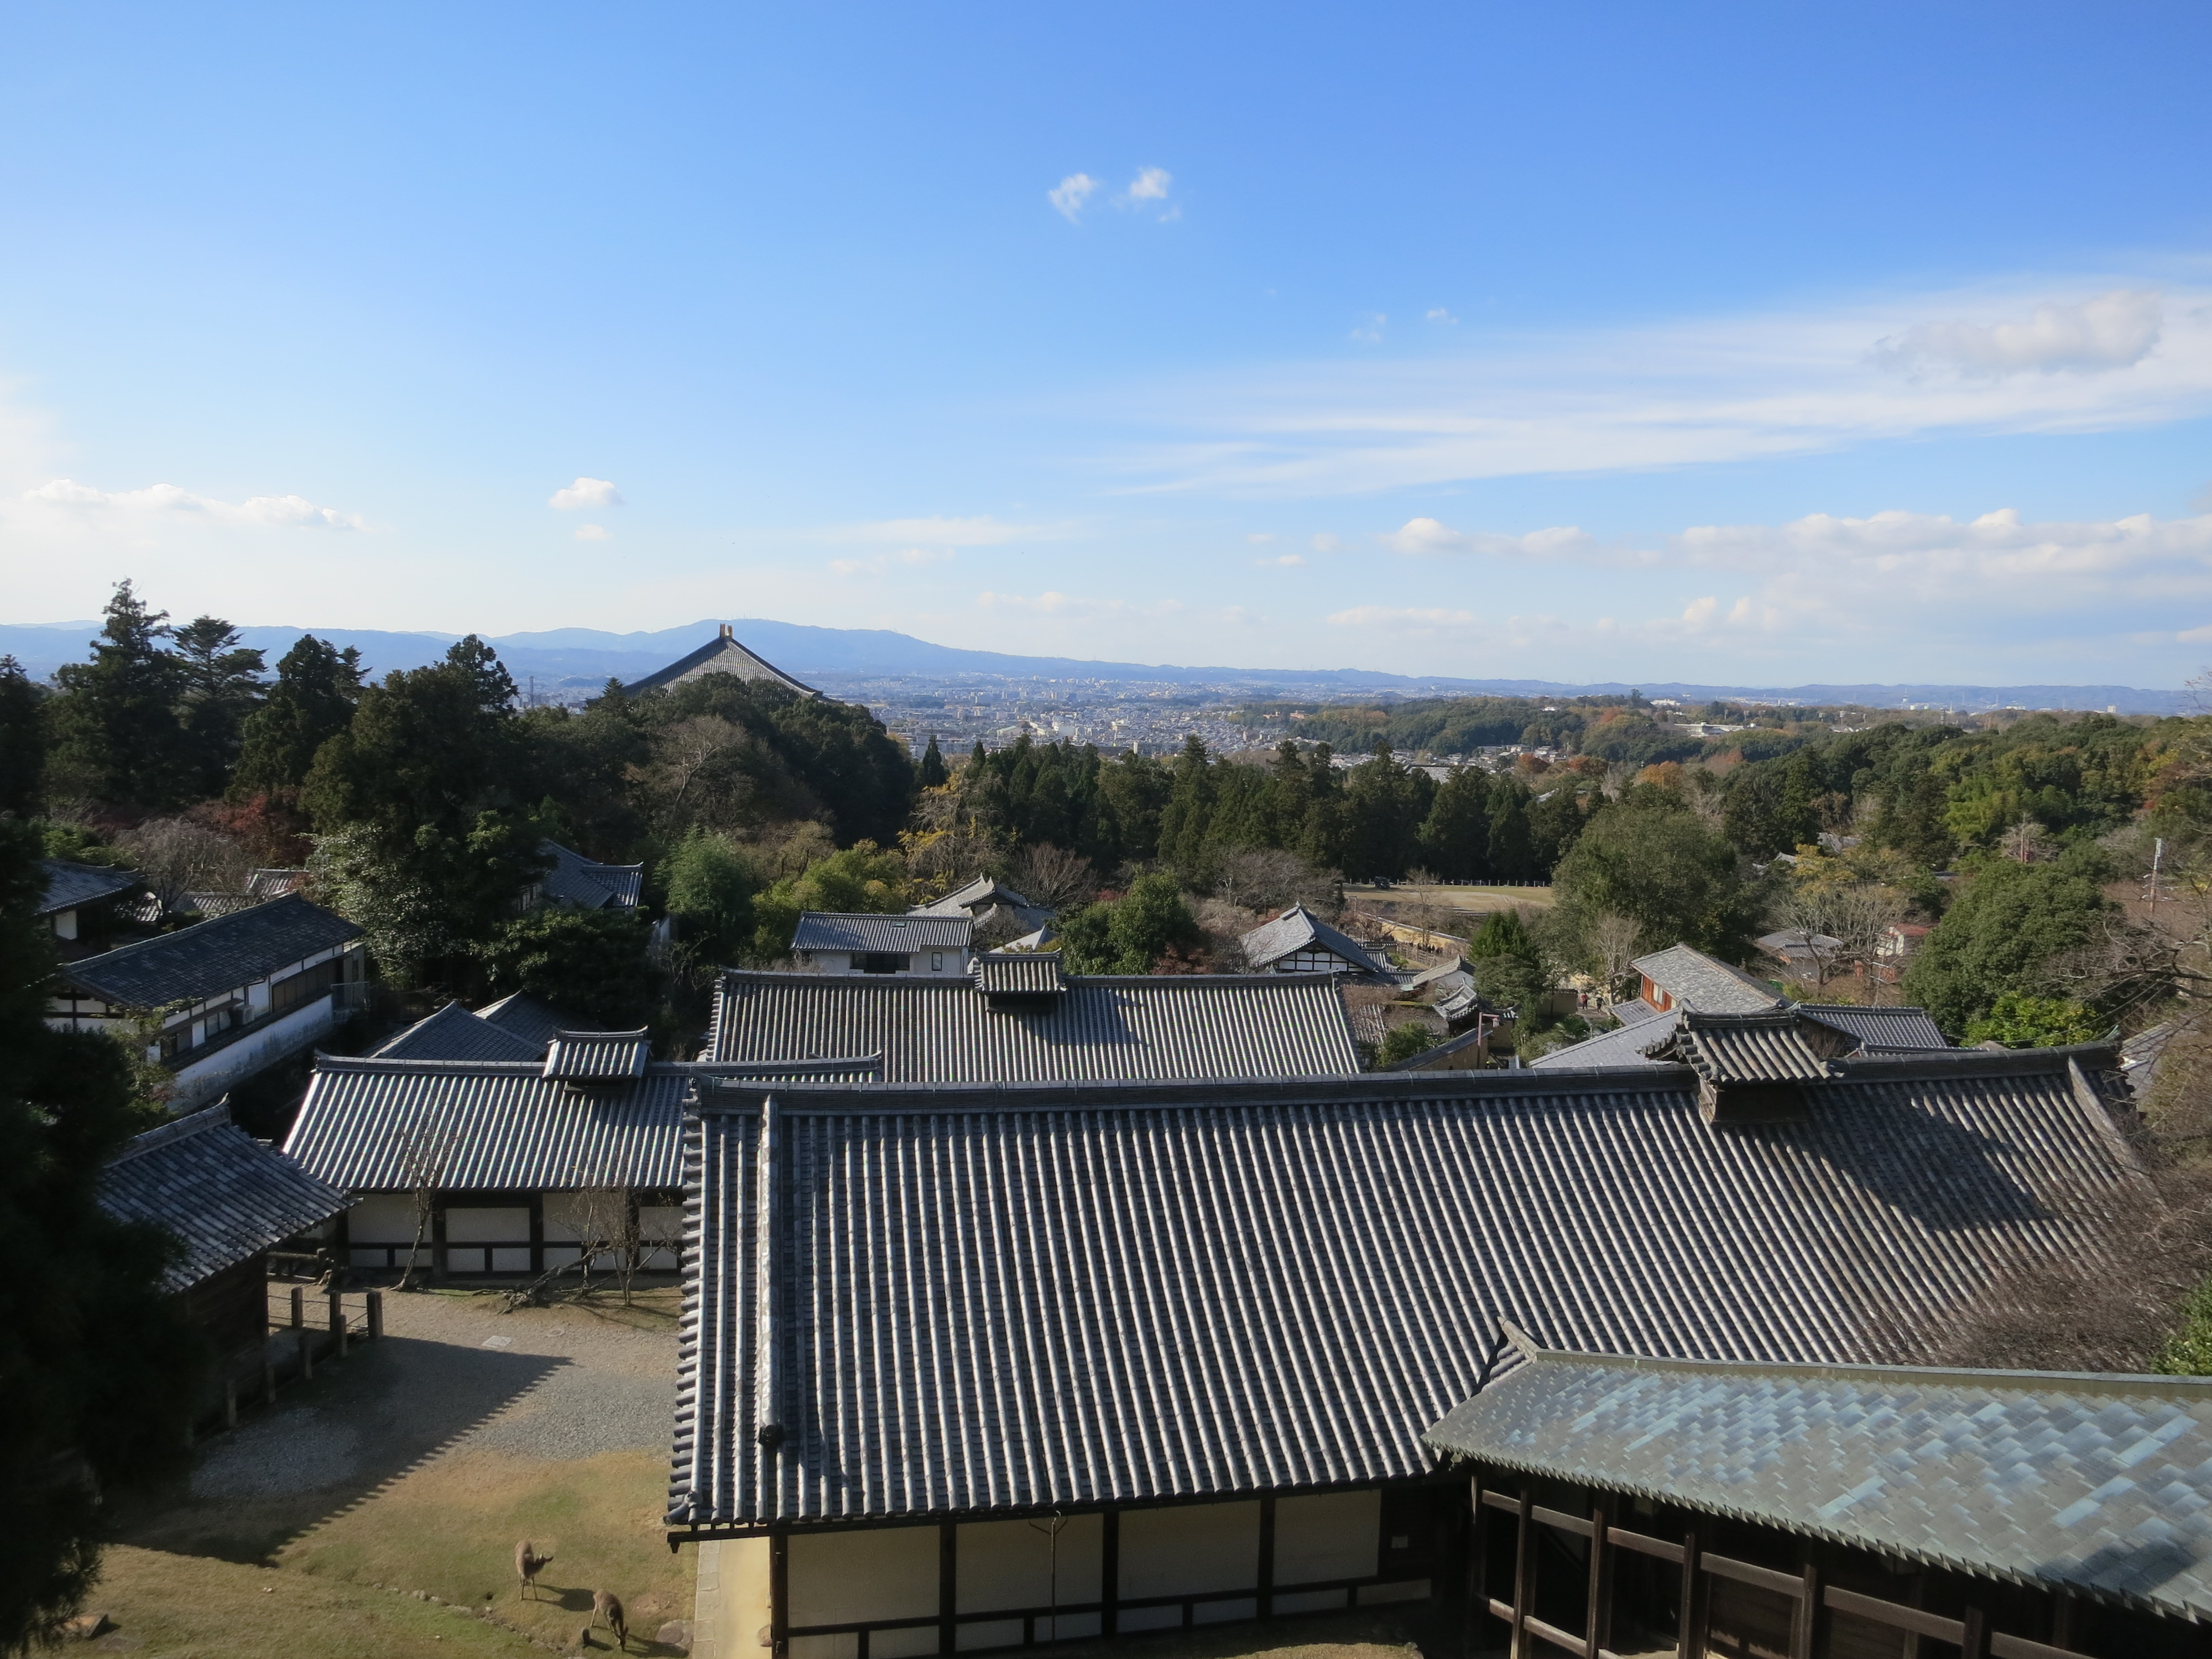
xmin=1100 ymin=275 xmax=2212 ymax=496
xmin=1425 ymin=307 xmax=1458 ymax=326
xmin=977 ymin=589 xmax=1183 ymax=620
xmin=549 ymin=476 xmax=622 ymax=510
xmin=1048 ymin=173 xmax=1099 ymax=222
xmin=22 ymin=477 xmax=366 ymax=529
xmin=823 ymin=514 xmax=1051 ymax=547
xmin=574 ymin=523 xmax=609 ymax=541
xmin=1255 ymin=553 xmax=1307 ymax=568
xmin=831 ymin=546 xmax=956 ymax=578
xmin=1348 ymin=312 xmax=1387 ymax=345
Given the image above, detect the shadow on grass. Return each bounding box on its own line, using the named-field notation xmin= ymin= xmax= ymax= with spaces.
xmin=1040 ymin=1602 xmax=1449 ymax=1659
xmin=115 ymin=1332 xmax=567 ymax=1564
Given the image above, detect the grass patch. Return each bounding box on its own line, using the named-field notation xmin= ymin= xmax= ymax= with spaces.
xmin=280 ymin=1447 xmax=690 ymax=1653
xmin=83 ymin=1545 xmax=541 ymax=1658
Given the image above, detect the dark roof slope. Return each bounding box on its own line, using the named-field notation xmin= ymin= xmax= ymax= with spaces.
xmin=540 ymin=840 xmax=644 ymax=909
xmin=623 ymin=628 xmax=819 ymax=697
xmin=373 ymin=1001 xmax=544 ymax=1063
xmin=1796 ymin=1003 xmax=1950 ymax=1052
xmin=1239 ymin=904 xmax=1388 ymax=975
xmin=39 ymin=858 xmax=139 ymax=916
xmin=98 ymin=1105 xmax=349 ymax=1293
xmin=1530 ymin=1011 xmax=1678 ymax=1070
xmin=285 ymin=1056 xmax=882 ymax=1193
xmin=1645 ymin=1010 xmax=1837 ymax=1081
xmin=476 ymin=991 xmax=597 ymax=1051
xmin=669 ymin=1050 xmax=2145 ymax=1528
xmin=1425 ymin=1332 xmax=2212 ymax=1623
xmin=1632 ymin=943 xmax=1786 ymax=1013
xmin=791 ymin=912 xmax=973 ymax=953
xmin=64 ymin=893 xmax=361 ymax=1007
xmin=705 ymin=969 xmax=1362 ymax=1082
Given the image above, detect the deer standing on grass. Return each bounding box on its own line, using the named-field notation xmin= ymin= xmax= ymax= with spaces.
xmin=592 ymin=1589 xmax=629 ymax=1651
xmin=515 ymin=1541 xmax=552 ymax=1599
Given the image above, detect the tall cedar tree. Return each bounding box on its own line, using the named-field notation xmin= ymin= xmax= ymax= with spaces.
xmin=0 ymin=819 xmax=201 ymax=1647
xmin=232 ymin=635 xmax=365 ymax=798
xmin=44 ymin=582 xmax=189 ymax=810
xmin=0 ymin=655 xmax=45 ymax=817
xmin=170 ymin=617 xmax=268 ymax=800
xmin=1417 ymin=765 xmax=1493 ymax=880
xmin=917 ymin=735 xmax=948 ymax=789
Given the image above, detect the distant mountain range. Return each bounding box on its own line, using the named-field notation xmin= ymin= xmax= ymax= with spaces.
xmin=0 ymin=617 xmax=2190 ymax=714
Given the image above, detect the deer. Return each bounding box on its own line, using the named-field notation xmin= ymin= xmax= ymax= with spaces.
xmin=515 ymin=1540 xmax=552 ymax=1600
xmin=591 ymin=1589 xmax=629 ymax=1651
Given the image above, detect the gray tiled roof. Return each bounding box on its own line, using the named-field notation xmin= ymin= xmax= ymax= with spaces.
xmin=1423 ymin=1334 xmax=2212 ymax=1622
xmin=64 ymin=894 xmax=361 ymax=1008
xmin=544 ymin=1029 xmax=651 ymax=1081
xmin=39 ymin=858 xmax=139 ymax=916
xmin=669 ymin=1050 xmax=2146 ymax=1528
xmin=972 ymin=952 xmax=1066 ymax=997
xmin=791 ymin=912 xmax=973 ymax=953
xmin=1240 ymin=904 xmax=1389 ymax=975
xmin=1632 ymin=943 xmax=1787 ymax=1014
xmin=98 ymin=1105 xmax=349 ymax=1293
xmin=540 ymin=840 xmax=644 ymax=910
xmin=1796 ymin=1003 xmax=1951 ymax=1052
xmin=476 ymin=991 xmax=595 ymax=1051
xmin=1530 ymin=1010 xmax=1679 ymax=1070
xmin=623 ymin=629 xmax=820 ymax=697
xmin=705 ymin=969 xmax=1363 ymax=1082
xmin=285 ymin=1056 xmax=882 ymax=1193
xmin=911 ymin=876 xmax=1038 ymax=919
xmin=373 ymin=1001 xmax=544 ymax=1063
xmin=246 ymin=868 xmax=309 ymax=899
xmin=1646 ymin=1010 xmax=1835 ymax=1082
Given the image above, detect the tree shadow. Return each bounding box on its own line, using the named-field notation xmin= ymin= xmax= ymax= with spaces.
xmin=114 ymin=1333 xmax=568 ymax=1563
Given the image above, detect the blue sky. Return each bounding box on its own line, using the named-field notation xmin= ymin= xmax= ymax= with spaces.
xmin=4 ymin=2 xmax=2211 ymax=686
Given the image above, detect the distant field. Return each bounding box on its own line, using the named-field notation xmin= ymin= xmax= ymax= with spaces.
xmin=1344 ymin=883 xmax=1554 ymax=916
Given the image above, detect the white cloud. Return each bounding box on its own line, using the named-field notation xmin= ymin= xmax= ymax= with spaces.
xmin=549 ymin=476 xmax=622 ymax=511
xmin=21 ymin=477 xmax=366 ymax=529
xmin=575 ymin=524 xmax=609 ymax=541
xmin=1255 ymin=553 xmax=1307 ymax=568
xmin=1121 ymin=167 xmax=1171 ymax=204
xmin=1874 ymin=290 xmax=2163 ymax=378
xmin=977 ymin=589 xmax=1183 ymax=620
xmin=1310 ymin=532 xmax=1344 ymax=553
xmin=1048 ymin=174 xmax=1099 ymax=221
xmin=1349 ymin=313 xmax=1387 ymax=345
xmin=831 ymin=546 xmax=957 ymax=578
xmin=1377 ymin=517 xmax=1606 ymax=561
xmin=1327 ymin=605 xmax=1480 ymax=630
xmin=1426 ymin=307 xmax=1459 ymax=325
xmin=823 ymin=514 xmax=1047 ymax=547
xmin=1102 ymin=275 xmax=2212 ymax=497
xmin=1245 ymin=531 xmax=1275 ymax=544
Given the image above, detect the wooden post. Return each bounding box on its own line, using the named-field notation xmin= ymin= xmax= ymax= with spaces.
xmin=1678 ymin=1528 xmax=1702 ymax=1659
xmin=1101 ymin=1509 xmax=1120 ymax=1637
xmin=1587 ymin=1495 xmax=1615 ymax=1659
xmin=328 ymin=1291 xmax=347 ymax=1358
xmin=769 ymin=1528 xmax=789 ymax=1659
xmin=296 ymin=1325 xmax=314 ymax=1381
xmin=366 ymin=1288 xmax=384 ymax=1340
xmin=1468 ymin=1479 xmax=1488 ymax=1659
xmin=1258 ymin=1491 xmax=1277 ymax=1620
xmin=1791 ymin=1561 xmax=1820 ymax=1659
xmin=1511 ymin=1491 xmax=1534 ymax=1659
xmin=938 ymin=1520 xmax=957 ymax=1656
xmin=263 ymin=1355 xmax=276 ymax=1406
xmin=223 ymin=1376 xmax=238 ymax=1430
xmin=1959 ymin=1604 xmax=1988 ymax=1659
xmin=289 ymin=1285 xmax=305 ymax=1328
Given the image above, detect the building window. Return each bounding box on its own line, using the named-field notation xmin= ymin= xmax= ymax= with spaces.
xmin=930 ymin=952 xmax=943 ymax=972
xmin=859 ymin=953 xmax=911 ymax=975
xmin=205 ymin=1004 xmax=238 ymax=1037
xmin=270 ymin=959 xmax=340 ymax=1015
xmin=158 ymin=1027 xmax=188 ymax=1063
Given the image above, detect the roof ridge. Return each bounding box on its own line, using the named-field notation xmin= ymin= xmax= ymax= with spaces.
xmin=71 ymin=890 xmax=313 ymax=964
xmin=110 ymin=1102 xmax=234 ymax=1162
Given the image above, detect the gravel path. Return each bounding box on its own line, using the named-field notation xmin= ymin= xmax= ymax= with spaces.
xmin=181 ymin=1287 xmax=679 ymax=1512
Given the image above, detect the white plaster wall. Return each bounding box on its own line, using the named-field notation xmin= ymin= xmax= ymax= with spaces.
xmin=694 ymin=1537 xmax=773 ymax=1659
xmin=956 ymin=1515 xmax=1102 ymax=1614
xmin=789 ymin=1525 xmax=940 ymax=1659
xmin=445 ymin=1206 xmax=530 ymax=1242
xmin=1119 ymin=1501 xmax=1259 ymax=1600
xmin=348 ymin=1194 xmax=418 ymax=1243
xmin=1275 ymin=1490 xmax=1379 ymax=1587
xmin=170 ymin=993 xmax=337 ymax=1107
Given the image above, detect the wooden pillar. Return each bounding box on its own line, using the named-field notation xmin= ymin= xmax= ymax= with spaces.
xmin=2051 ymin=1591 xmax=2077 ymax=1652
xmin=1511 ymin=1490 xmax=1534 ymax=1659
xmin=1791 ymin=1560 xmax=1820 ymax=1659
xmin=431 ymin=1199 xmax=450 ymax=1283
xmin=296 ymin=1325 xmax=314 ymax=1382
xmin=1959 ymin=1604 xmax=1988 ymax=1659
xmin=528 ymin=1192 xmax=546 ymax=1276
xmin=1258 ymin=1491 xmax=1277 ymax=1620
xmin=938 ymin=1520 xmax=957 ymax=1656
xmin=1677 ymin=1528 xmax=1702 ymax=1659
xmin=1587 ymin=1495 xmax=1616 ymax=1659
xmin=327 ymin=1290 xmax=347 ymax=1358
xmin=289 ymin=1285 xmax=305 ymax=1329
xmin=1468 ymin=1479 xmax=1488 ymax=1659
xmin=366 ymin=1289 xmax=384 ymax=1340
xmin=769 ymin=1529 xmax=790 ymax=1659
xmin=223 ymin=1376 xmax=238 ymax=1430
xmin=1100 ymin=1510 xmax=1120 ymax=1637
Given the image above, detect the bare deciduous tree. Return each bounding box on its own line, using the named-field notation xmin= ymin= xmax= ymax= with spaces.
xmin=1585 ymin=911 xmax=1644 ymax=1003
xmin=114 ymin=816 xmax=252 ymax=913
xmin=393 ymin=1121 xmax=459 ymax=1292
xmin=2000 ymin=816 xmax=2058 ymax=864
xmin=1006 ymin=843 xmax=1098 ymax=913
xmin=1213 ymin=847 xmax=1338 ymax=915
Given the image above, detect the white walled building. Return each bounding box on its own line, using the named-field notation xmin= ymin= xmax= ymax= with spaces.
xmin=791 ymin=912 xmax=974 ymax=976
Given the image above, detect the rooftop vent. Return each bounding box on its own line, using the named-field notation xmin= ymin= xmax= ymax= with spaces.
xmin=542 ymin=1029 xmax=651 ymax=1084
xmin=972 ymin=951 xmax=1068 ymax=1006
xmin=1642 ymin=1010 xmax=1848 ymax=1124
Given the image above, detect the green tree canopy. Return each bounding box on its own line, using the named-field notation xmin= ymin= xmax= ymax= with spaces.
xmin=1378 ymin=1022 xmax=1438 ymax=1066
xmin=44 ymin=581 xmax=189 ymax=810
xmin=232 ymin=634 xmax=364 ymax=799
xmin=1055 ymin=873 xmax=1206 ymax=974
xmin=747 ymin=841 xmax=910 ymax=962
xmin=1963 ymin=990 xmax=2104 ymax=1049
xmin=1900 ymin=848 xmax=2116 ymax=1035
xmin=478 ymin=904 xmax=664 ymax=1030
xmin=170 ymin=616 xmax=267 ymax=798
xmin=659 ymin=827 xmax=758 ymax=968
xmin=917 ymin=735 xmax=948 ymax=790
xmin=1551 ymin=791 xmax=1762 ymax=962
xmin=0 ymin=655 xmax=45 ymax=818
xmin=1417 ymin=766 xmax=1492 ymax=880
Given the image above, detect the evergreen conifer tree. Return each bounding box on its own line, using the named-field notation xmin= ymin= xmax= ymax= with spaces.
xmin=0 ymin=656 xmax=45 ymax=818
xmin=44 ymin=581 xmax=189 ymax=810
xmin=232 ymin=635 xmax=366 ymax=798
xmin=917 ymin=734 xmax=948 ymax=789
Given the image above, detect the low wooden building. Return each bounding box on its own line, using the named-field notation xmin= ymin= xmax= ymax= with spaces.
xmin=665 ymin=1041 xmax=2151 ymax=1659
xmin=793 ymin=912 xmax=976 ymax=977
xmin=1428 ymin=1327 xmax=2212 ymax=1658
xmin=1240 ymin=904 xmax=1390 ymax=977
xmin=96 ymin=1105 xmax=350 ymax=1355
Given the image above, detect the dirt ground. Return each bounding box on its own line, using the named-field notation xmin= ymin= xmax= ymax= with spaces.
xmin=98 ymin=1284 xmax=692 ymax=1657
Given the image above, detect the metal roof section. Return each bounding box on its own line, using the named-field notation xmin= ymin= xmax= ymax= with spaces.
xmin=705 ymin=968 xmax=1363 ymax=1082
xmin=971 ymin=951 xmax=1067 ymax=999
xmin=1795 ymin=1002 xmax=1951 ymax=1052
xmin=1424 ymin=1331 xmax=2212 ymax=1623
xmin=791 ymin=911 xmax=974 ymax=953
xmin=1239 ymin=903 xmax=1390 ymax=976
xmin=622 ymin=624 xmax=821 ymax=698
xmin=38 ymin=858 xmax=139 ymax=916
xmin=1631 ymin=943 xmax=1788 ymax=1014
xmin=1644 ymin=1010 xmax=1841 ymax=1082
xmin=475 ymin=990 xmax=597 ymax=1051
xmin=1539 ymin=1001 xmax=1953 ymax=1073
xmin=539 ymin=839 xmax=645 ymax=910
xmin=62 ymin=893 xmax=362 ymax=1008
xmin=98 ymin=1104 xmax=349 ymax=1294
xmin=667 ymin=1051 xmax=2148 ymax=1529
xmin=285 ymin=1056 xmax=884 ymax=1193
xmin=372 ymin=1001 xmax=544 ymax=1063
xmin=544 ymin=1028 xmax=653 ymax=1082
xmin=246 ymin=868 xmax=310 ymax=900
xmin=1530 ymin=1010 xmax=1681 ymax=1070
